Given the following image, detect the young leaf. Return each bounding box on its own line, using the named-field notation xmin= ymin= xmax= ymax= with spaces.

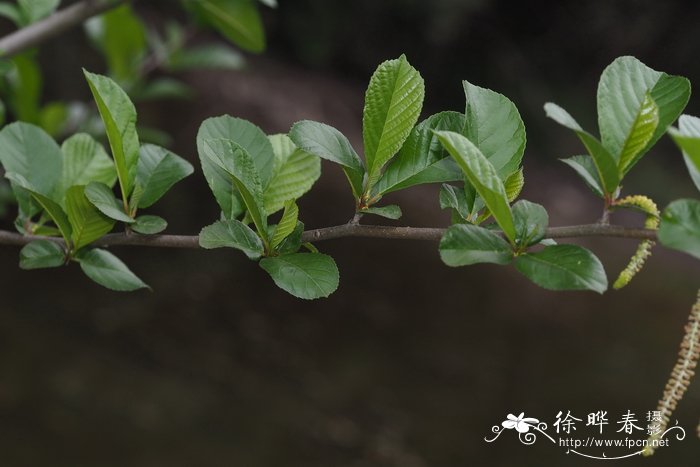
xmin=372 ymin=111 xmax=465 ymax=196
xmin=289 ymin=120 xmax=365 ymax=199
xmin=439 ymin=224 xmax=512 ymax=266
xmin=598 ymin=56 xmax=690 ymax=162
xmin=362 ymin=55 xmax=425 ymax=189
xmin=259 ymin=252 xmax=339 ymax=300
xmin=435 ymin=131 xmax=516 ymax=243
xmin=560 ymin=155 xmax=604 ymax=198
xmin=61 ymin=133 xmax=117 ymax=191
xmin=544 ymin=102 xmax=619 ymax=194
xmin=264 ymin=134 xmax=320 ymax=215
xmin=277 ymin=221 xmax=304 ymax=255
xmin=84 ymin=182 xmax=134 ymax=223
xmin=183 ymin=0 xmax=265 ymax=53
xmin=512 ymin=200 xmax=548 ymax=247
xmin=65 ymin=185 xmax=115 ymax=250
xmin=200 ymin=138 xmax=268 ymax=241
xmin=618 ymin=93 xmax=659 ymax=174
xmin=197 ymin=116 xmax=273 ymax=218
xmin=463 ymin=81 xmax=526 ymax=178
xmin=439 ymin=184 xmax=470 ymax=220
xmin=514 ymin=244 xmax=608 ymax=293
xmin=76 ymin=248 xmax=149 ymax=291
xmin=136 ymin=144 xmax=194 ymax=208
xmin=270 ymin=200 xmax=299 ymax=249
xmin=84 ymin=70 xmax=140 ymax=203
xmin=504 ymin=169 xmax=525 ymax=202
xmin=199 ymin=219 xmax=264 ymax=259
xmin=360 ymin=205 xmax=402 ymax=220
xmin=19 ymin=240 xmax=65 ymax=270
xmin=131 ymin=215 xmax=167 ymax=235
xmin=658 ymin=199 xmax=700 ymax=260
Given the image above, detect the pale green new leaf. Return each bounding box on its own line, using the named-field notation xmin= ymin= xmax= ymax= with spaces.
xmin=264 ymin=134 xmax=320 ymax=215
xmin=363 ymin=54 xmax=425 ymax=189
xmin=289 ymin=120 xmax=364 ymax=199
xmin=136 ymin=144 xmax=194 ymax=208
xmin=514 ymin=245 xmax=607 ymax=293
xmin=259 ymin=252 xmax=339 ymax=300
xmin=65 ymin=185 xmax=115 ymax=250
xmin=199 ymin=219 xmax=263 ymax=259
xmin=439 ymin=223 xmax=512 ymax=266
xmin=598 ymin=56 xmax=690 ymax=162
xmin=618 ymin=93 xmax=659 ymax=174
xmin=544 ymin=102 xmax=619 ymax=193
xmin=504 ymin=168 xmax=524 ymax=202
xmin=435 ymin=131 xmax=516 ymax=243
xmin=373 ymin=111 xmax=464 ymax=196
xmin=61 ymin=133 xmax=117 ymax=191
xmin=76 ymin=248 xmax=149 ymax=291
xmin=84 ymin=70 xmax=140 ymax=202
xmin=271 ymin=200 xmax=299 ymax=249
xmin=183 ymin=0 xmax=265 ymax=53
xmin=201 ymin=138 xmax=268 ymax=240
xmin=19 ymin=240 xmax=65 ymax=270
xmin=85 ymin=181 xmax=134 ymax=223
xmin=131 ymin=215 xmax=167 ymax=234
xmin=360 ymin=205 xmax=402 ymax=220
xmin=463 ymin=81 xmax=526 ymax=178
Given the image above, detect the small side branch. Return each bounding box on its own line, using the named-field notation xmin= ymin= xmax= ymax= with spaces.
xmin=0 ymin=0 xmax=126 ymax=58
xmin=0 ymin=223 xmax=658 ymax=250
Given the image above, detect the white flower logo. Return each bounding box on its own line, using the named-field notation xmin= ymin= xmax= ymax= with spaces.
xmin=502 ymin=413 xmax=540 ymax=433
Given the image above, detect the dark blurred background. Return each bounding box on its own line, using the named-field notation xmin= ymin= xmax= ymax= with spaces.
xmin=2 ymin=0 xmax=700 ymax=465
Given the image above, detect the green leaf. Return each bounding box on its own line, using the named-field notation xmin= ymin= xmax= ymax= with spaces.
xmin=289 ymin=120 xmax=365 ymax=199
xmin=5 ymin=172 xmax=72 ymax=244
xmin=167 ymin=44 xmax=244 ymax=71
xmin=560 ymin=155 xmax=604 ymax=198
xmin=463 ymin=81 xmax=526 ymax=178
xmin=131 ymin=215 xmax=167 ymax=234
xmin=18 ymin=0 xmax=59 ymax=24
xmin=373 ymin=111 xmax=464 ymax=195
xmin=197 ymin=116 xmax=274 ymax=218
xmin=183 ymin=0 xmax=265 ymax=53
xmin=277 ymin=221 xmax=304 ymax=254
xmin=270 ymin=199 xmax=299 ymax=249
xmin=134 ymin=78 xmax=193 ymax=101
xmin=65 ymin=185 xmax=115 ymax=250
xmin=84 ymin=182 xmax=134 ymax=223
xmin=435 ymin=131 xmax=516 ymax=243
xmin=263 ymin=134 xmax=320 ymax=215
xmin=0 ymin=122 xmax=63 ymax=216
xmin=362 ymin=54 xmax=424 ymax=190
xmin=618 ymin=93 xmax=659 ymax=174
xmin=514 ymin=245 xmax=607 ymax=293
xmin=199 ymin=219 xmax=264 ymax=259
xmin=136 ymin=144 xmax=194 ymax=208
xmin=62 ymin=133 xmax=117 ymax=191
xmin=668 ymin=115 xmax=700 ymax=192
xmin=76 ymin=248 xmax=149 ymax=291
xmin=259 ymin=252 xmax=339 ymax=300
xmin=7 ymin=54 xmax=41 ymax=123
xmin=544 ymin=102 xmax=619 ymax=194
xmin=598 ymin=56 xmax=690 ymax=163
xmin=83 ymin=70 xmax=140 ymax=204
xmin=658 ymin=199 xmax=700 ymax=260
xmin=200 ymin=138 xmax=268 ymax=241
xmin=0 ymin=3 xmax=22 ymax=25
xmin=38 ymin=101 xmax=68 ymax=137
xmin=360 ymin=205 xmax=402 ymax=220
xmin=19 ymin=240 xmax=65 ymax=270
xmin=439 ymin=184 xmax=470 ymax=220
xmin=439 ymin=223 xmax=512 ymax=266
xmin=504 ymin=168 xmax=525 ymax=202
xmin=512 ymin=200 xmax=548 ymax=247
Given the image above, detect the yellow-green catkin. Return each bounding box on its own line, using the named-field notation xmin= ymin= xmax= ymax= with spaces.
xmin=643 ymin=290 xmax=700 ymax=456
xmin=613 ymin=195 xmax=660 ymax=289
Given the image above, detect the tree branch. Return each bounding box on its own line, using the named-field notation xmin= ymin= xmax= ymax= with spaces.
xmin=0 ymin=0 xmax=126 ymax=58
xmin=0 ymin=223 xmax=658 ymax=250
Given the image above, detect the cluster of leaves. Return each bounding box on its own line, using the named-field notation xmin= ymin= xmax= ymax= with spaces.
xmin=3 ymin=52 xmax=700 ymax=300
xmin=0 ymin=0 xmax=272 ymax=141
xmin=0 ymin=70 xmax=193 ymax=290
